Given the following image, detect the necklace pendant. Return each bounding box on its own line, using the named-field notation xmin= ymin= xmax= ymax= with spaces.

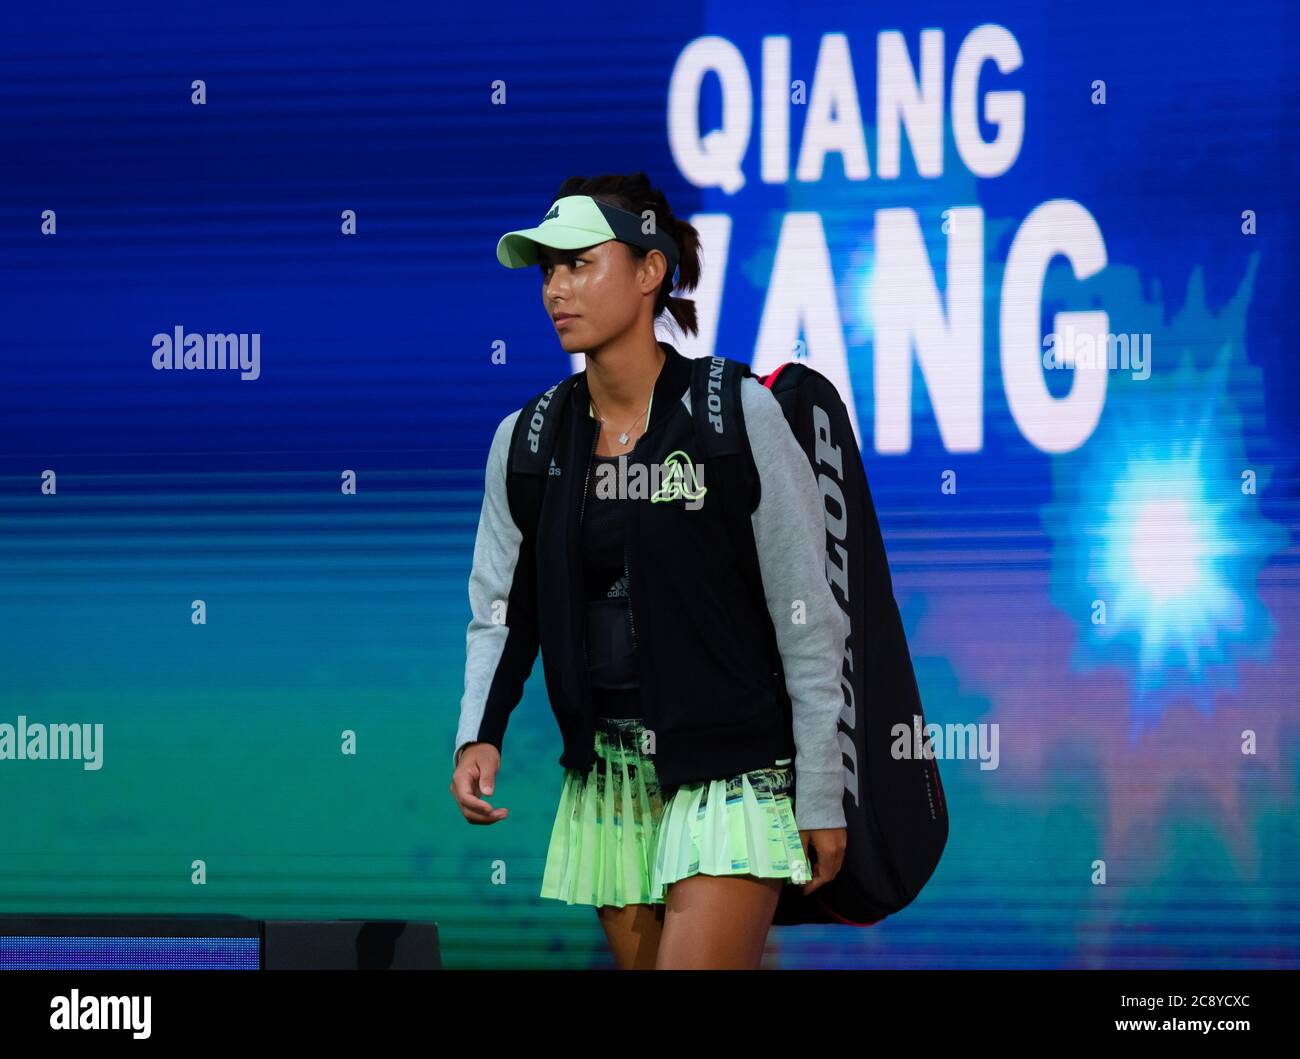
xmin=618 ymin=431 xmax=630 ymax=444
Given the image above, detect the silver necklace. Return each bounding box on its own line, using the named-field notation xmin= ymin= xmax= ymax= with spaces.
xmin=589 ymin=390 xmax=654 ymax=446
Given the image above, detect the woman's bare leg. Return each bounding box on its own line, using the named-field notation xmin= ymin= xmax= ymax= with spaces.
xmin=596 ymin=901 xmax=665 ymax=969
xmin=655 ymin=874 xmax=783 ymax=969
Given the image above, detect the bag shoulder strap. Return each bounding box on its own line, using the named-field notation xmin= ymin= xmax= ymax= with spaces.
xmin=687 ymin=353 xmax=762 ymax=516
xmin=505 ymin=373 xmax=580 ymax=537
xmin=688 ymin=354 xmax=748 ymax=458
xmin=686 ymin=353 xmax=786 ymax=685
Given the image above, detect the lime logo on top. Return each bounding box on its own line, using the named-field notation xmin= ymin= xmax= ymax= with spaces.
xmin=650 ymin=450 xmax=707 ymax=504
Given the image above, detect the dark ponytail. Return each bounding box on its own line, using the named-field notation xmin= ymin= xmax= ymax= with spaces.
xmin=551 ymin=172 xmax=701 ymax=338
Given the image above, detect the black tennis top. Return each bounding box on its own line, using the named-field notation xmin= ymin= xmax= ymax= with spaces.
xmin=582 ymin=452 xmax=641 ymax=718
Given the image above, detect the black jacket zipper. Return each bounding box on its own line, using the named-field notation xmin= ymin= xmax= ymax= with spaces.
xmin=575 ymin=407 xmax=602 ymax=771
xmin=578 ymin=416 xmax=600 ymax=677
xmin=623 ymin=543 xmax=636 ymax=647
xmin=621 ymin=440 xmax=652 ymax=736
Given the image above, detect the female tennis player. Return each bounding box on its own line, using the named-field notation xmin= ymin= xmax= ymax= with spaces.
xmin=451 ymin=172 xmax=847 ymax=969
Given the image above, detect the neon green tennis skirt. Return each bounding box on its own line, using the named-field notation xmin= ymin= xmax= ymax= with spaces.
xmin=539 ymin=714 xmax=812 ymax=907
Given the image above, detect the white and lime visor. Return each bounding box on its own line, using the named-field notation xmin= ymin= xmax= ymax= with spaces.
xmin=496 ymin=194 xmax=679 ymax=278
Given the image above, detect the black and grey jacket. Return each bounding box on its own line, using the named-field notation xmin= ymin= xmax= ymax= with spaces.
xmin=453 ymin=342 xmax=849 ymax=830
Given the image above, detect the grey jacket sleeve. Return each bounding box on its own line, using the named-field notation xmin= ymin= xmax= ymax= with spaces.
xmin=452 ymin=408 xmax=540 ymax=769
xmin=740 ymin=377 xmax=849 ymax=831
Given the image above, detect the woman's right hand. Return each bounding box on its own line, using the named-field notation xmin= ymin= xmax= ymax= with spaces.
xmin=450 ymin=743 xmax=509 ymax=824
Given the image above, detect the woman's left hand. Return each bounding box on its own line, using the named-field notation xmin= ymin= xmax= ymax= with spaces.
xmin=797 ymin=828 xmax=847 ymax=894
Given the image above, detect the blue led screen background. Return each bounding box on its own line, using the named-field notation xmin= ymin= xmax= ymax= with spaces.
xmin=0 ymin=0 xmax=1296 ymax=968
